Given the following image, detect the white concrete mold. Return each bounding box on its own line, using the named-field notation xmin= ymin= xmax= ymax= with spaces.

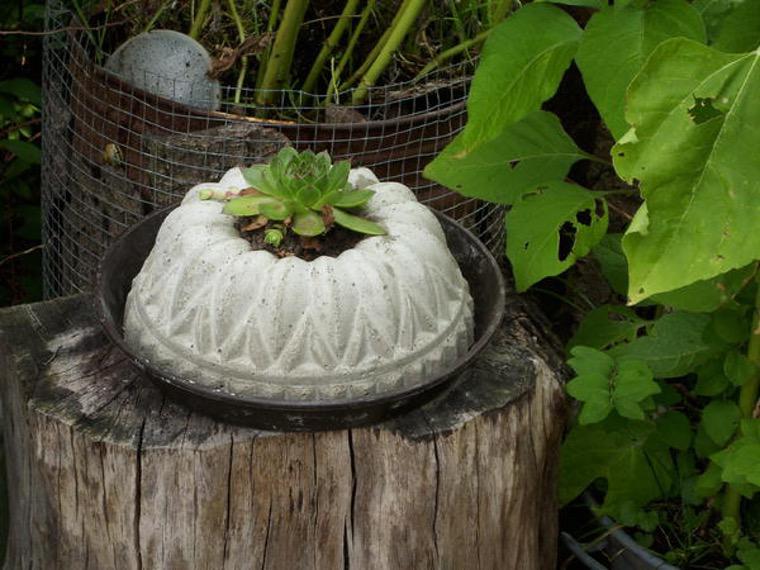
xmin=124 ymin=167 xmax=475 ymax=401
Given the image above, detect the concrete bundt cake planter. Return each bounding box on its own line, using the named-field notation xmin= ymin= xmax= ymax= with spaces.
xmin=96 ymin=150 xmax=505 ymax=430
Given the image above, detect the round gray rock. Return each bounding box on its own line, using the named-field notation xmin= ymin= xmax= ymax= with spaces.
xmin=105 ymin=30 xmax=221 ymax=110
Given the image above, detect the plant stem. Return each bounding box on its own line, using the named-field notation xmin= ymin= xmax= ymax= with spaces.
xmin=256 ymin=0 xmax=283 ymax=89
xmin=340 ymin=0 xmax=411 ymax=92
xmin=301 ymin=0 xmax=360 ymax=95
xmin=189 ymin=0 xmax=211 ymax=39
xmin=256 ymin=0 xmax=310 ymax=106
xmin=414 ymin=29 xmax=490 ymax=80
xmin=492 ymin=0 xmax=514 ymax=24
xmin=324 ymin=0 xmax=375 ymax=103
xmin=227 ymin=0 xmax=248 ymax=104
xmin=351 ymin=0 xmax=427 ymax=105
xmin=721 ymin=276 xmax=760 ymax=546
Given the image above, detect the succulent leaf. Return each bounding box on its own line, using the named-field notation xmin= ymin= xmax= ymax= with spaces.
xmin=293 ymin=211 xmax=326 ymax=237
xmin=332 ymin=189 xmax=374 ymax=209
xmin=333 ymin=208 xmax=385 ymax=235
xmin=264 ymin=227 xmax=284 ymax=247
xmin=242 ymin=165 xmax=279 ymax=196
xmin=258 ymin=199 xmax=293 ymax=220
xmin=296 ymin=184 xmax=322 ymax=208
xmin=223 ymin=195 xmax=270 ymax=216
xmin=236 ymin=147 xmax=381 ymax=238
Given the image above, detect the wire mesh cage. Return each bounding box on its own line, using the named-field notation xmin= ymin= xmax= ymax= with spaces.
xmin=41 ymin=0 xmax=505 ymax=298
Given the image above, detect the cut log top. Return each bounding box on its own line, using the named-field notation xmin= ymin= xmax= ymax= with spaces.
xmin=0 ymin=293 xmax=567 ymax=570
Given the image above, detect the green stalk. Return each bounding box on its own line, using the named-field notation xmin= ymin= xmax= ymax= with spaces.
xmin=324 ymin=0 xmax=375 ymax=103
xmin=721 ymin=277 xmax=760 ymax=546
xmin=256 ymin=0 xmax=283 ymax=89
xmin=414 ymin=29 xmax=490 ymax=80
xmin=301 ymin=0 xmax=360 ymax=95
xmin=492 ymin=0 xmax=513 ymax=24
xmin=189 ymin=0 xmax=212 ymax=40
xmin=256 ymin=0 xmax=310 ymax=106
xmin=351 ymin=0 xmax=427 ymax=105
xmin=339 ymin=0 xmax=412 ymax=92
xmin=227 ymin=0 xmax=248 ymax=104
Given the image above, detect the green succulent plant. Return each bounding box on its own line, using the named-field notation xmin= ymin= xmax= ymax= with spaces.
xmin=213 ymin=147 xmax=385 ymax=245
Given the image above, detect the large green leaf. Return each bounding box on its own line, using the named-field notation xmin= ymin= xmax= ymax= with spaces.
xmin=462 ymin=3 xmax=582 ymax=147
xmin=609 ymin=311 xmax=719 ymax=378
xmin=575 ymin=0 xmax=705 ymax=139
xmin=712 ymin=0 xmax=760 ymax=53
xmin=693 ymin=0 xmax=748 ymax=44
xmin=506 ymin=181 xmax=608 ymax=291
xmin=652 ymin=263 xmax=757 ymax=312
xmin=569 ymin=305 xmax=649 ymax=351
xmin=560 ymin=417 xmax=673 ymax=512
xmin=424 ymin=111 xmax=587 ymax=205
xmin=613 ymin=39 xmax=760 ymax=302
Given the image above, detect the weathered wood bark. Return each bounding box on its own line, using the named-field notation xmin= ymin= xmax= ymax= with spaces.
xmin=0 ymin=293 xmax=566 ymax=570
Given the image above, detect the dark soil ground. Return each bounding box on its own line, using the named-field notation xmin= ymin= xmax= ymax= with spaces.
xmin=235 ymin=216 xmax=366 ymax=262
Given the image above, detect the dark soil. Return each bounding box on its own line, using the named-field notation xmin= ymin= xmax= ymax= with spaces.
xmin=235 ymin=216 xmax=366 ymax=262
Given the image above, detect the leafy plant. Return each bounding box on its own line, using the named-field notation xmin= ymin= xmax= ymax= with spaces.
xmin=425 ymin=0 xmax=760 ymax=564
xmin=0 ymin=0 xmax=44 ymax=307
xmin=206 ymin=147 xmax=385 ymax=246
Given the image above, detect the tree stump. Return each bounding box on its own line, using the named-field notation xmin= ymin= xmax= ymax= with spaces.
xmin=0 ymin=293 xmax=566 ymax=569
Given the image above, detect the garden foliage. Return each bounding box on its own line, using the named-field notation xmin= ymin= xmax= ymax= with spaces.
xmin=426 ymin=0 xmax=760 ymax=564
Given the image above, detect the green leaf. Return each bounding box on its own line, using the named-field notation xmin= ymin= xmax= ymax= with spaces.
xmin=712 ymin=429 xmax=760 ymax=490
xmin=567 ymin=347 xmax=659 ymax=423
xmin=695 ymin=423 xmax=722 ymax=458
xmin=693 ymin=0 xmax=744 ymax=42
xmin=711 ymin=308 xmax=751 ymax=344
xmin=609 ymin=312 xmax=718 ymax=378
xmin=259 ymin=199 xmax=293 ymax=221
xmin=702 ymin=400 xmax=741 ymax=446
xmin=0 ymin=140 xmax=40 ymax=164
xmin=0 ymin=78 xmax=41 ymax=105
xmin=613 ymin=39 xmax=760 ymax=302
xmin=694 ymin=462 xmax=724 ymax=499
xmin=567 ymin=347 xmax=615 ymax=424
xmin=725 ymin=350 xmax=758 ymax=387
xmin=462 ymin=3 xmax=582 ymax=147
xmin=695 ymin=358 xmax=731 ymax=396
xmin=331 ymin=189 xmax=374 ymax=208
xmin=713 ymin=0 xmax=760 ymax=53
xmin=592 ymin=233 xmax=628 ymax=295
xmin=424 ymin=111 xmax=588 ymax=206
xmin=656 ymin=410 xmax=692 ymax=451
xmin=332 ymin=208 xmax=386 ymax=235
xmin=296 ymin=185 xmax=321 ymax=208
xmin=559 ymin=417 xmax=673 ymax=512
xmin=241 ymin=165 xmax=280 ymax=197
xmin=223 ymin=195 xmax=285 ymax=217
xmin=292 ymin=211 xmax=326 ymax=237
xmin=535 ymin=0 xmax=603 ymax=8
xmin=506 ymin=181 xmax=608 ymax=291
xmin=568 ymin=305 xmax=649 ymax=351
xmin=575 ymin=0 xmax=705 ymax=139
xmin=326 ymin=160 xmax=351 ymax=192
xmin=652 ymin=264 xmax=756 ymax=312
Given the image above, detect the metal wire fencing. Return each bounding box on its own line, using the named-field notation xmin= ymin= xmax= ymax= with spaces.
xmin=41 ymin=0 xmax=504 ymax=298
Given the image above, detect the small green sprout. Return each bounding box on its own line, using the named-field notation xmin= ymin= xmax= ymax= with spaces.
xmin=222 ymin=147 xmax=385 ymax=238
xmin=264 ymin=227 xmax=285 ymax=247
